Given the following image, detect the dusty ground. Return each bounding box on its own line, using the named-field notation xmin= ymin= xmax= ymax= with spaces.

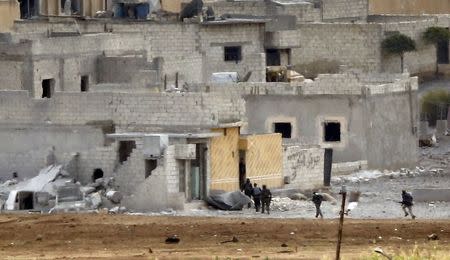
xmin=0 ymin=214 xmax=449 ymax=259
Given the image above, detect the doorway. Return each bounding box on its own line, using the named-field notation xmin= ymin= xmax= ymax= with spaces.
xmin=190 ymin=143 xmax=207 ymax=200
xmin=239 ymin=150 xmax=246 ymax=189
xmin=18 ymin=191 xmax=34 ymax=210
xmin=42 ymin=79 xmax=55 ymax=98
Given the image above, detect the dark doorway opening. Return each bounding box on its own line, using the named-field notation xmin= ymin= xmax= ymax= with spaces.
xmin=92 ymin=168 xmax=104 ymax=182
xmin=81 ymin=75 xmax=89 ymax=92
xmin=274 ymin=122 xmax=292 ymax=138
xmin=437 ymin=37 xmax=449 ymax=64
xmin=266 ymin=49 xmax=281 ymax=66
xmin=145 ymin=159 xmax=157 ymax=178
xmin=324 ymin=122 xmax=341 ymax=142
xmin=18 ymin=191 xmax=34 ymax=210
xmin=239 ymin=150 xmax=246 ymax=189
xmin=42 ymin=79 xmax=54 ymax=98
xmin=118 ymin=141 xmax=136 ymax=164
xmin=190 ymin=143 xmax=207 ymax=200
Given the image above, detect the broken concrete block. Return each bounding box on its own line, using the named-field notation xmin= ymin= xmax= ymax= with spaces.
xmin=89 ymin=192 xmax=102 ymax=209
xmin=80 ymin=186 xmax=95 ymax=195
xmin=106 ymin=191 xmax=123 ymax=204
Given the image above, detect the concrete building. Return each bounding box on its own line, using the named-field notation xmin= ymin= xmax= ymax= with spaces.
xmin=0 ymin=0 xmax=426 ymax=210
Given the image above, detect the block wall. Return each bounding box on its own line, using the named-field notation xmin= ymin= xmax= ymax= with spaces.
xmin=322 ymin=0 xmax=368 ymax=20
xmin=380 ymin=18 xmax=438 ymax=75
xmin=291 ymin=23 xmax=383 ymax=75
xmin=283 ymin=145 xmax=324 ymax=189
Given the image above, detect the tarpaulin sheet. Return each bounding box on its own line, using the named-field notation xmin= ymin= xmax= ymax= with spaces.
xmin=206 ymin=191 xmax=252 ymax=210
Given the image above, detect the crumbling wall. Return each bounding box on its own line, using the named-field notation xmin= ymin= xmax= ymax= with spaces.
xmin=283 ymin=146 xmax=324 ymax=189
xmin=0 ymin=125 xmax=105 ymax=180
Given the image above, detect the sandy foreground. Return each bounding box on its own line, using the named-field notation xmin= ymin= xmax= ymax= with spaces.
xmin=0 ymin=213 xmax=449 ymax=259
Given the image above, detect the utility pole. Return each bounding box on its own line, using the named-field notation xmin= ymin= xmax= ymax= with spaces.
xmin=336 ymin=185 xmax=347 ymax=260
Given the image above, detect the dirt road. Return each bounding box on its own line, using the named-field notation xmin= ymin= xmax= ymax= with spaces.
xmin=0 ymin=214 xmax=449 ymax=259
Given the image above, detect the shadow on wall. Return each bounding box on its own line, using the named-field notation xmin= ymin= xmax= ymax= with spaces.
xmin=293 ymin=59 xmax=341 ymax=79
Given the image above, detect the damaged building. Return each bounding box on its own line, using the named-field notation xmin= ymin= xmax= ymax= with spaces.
xmin=0 ymin=0 xmax=427 ymax=211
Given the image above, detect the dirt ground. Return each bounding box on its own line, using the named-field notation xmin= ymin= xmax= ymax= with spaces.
xmin=0 ymin=214 xmax=449 ymax=259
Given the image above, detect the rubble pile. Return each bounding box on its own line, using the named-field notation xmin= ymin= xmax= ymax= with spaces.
xmin=270 ymin=197 xmax=305 ymax=212
xmin=0 ymin=165 xmax=126 ymax=214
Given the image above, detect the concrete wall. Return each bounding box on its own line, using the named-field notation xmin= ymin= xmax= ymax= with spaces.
xmin=283 ymin=145 xmax=324 ymax=189
xmin=242 ymin=74 xmax=419 ymax=170
xmin=369 ymin=0 xmax=450 ymax=15
xmin=268 ymin=18 xmax=438 ymax=77
xmin=0 ymin=124 xmax=105 ymax=181
xmin=365 ymin=90 xmax=418 ymax=169
xmin=0 ymin=0 xmax=19 ymax=32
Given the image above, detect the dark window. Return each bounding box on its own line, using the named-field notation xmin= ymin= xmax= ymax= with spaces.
xmin=324 ymin=122 xmax=341 ymax=142
xmin=42 ymin=79 xmax=54 ymax=98
xmin=266 ymin=49 xmax=281 ymax=66
xmin=81 ymin=75 xmax=89 ymax=92
xmin=118 ymin=141 xmax=136 ymax=164
xmin=437 ymin=29 xmax=449 ymax=64
xmin=224 ymin=46 xmax=242 ymax=62
xmin=145 ymin=159 xmax=157 ymax=178
xmin=92 ymin=168 xmax=104 ymax=182
xmin=274 ymin=122 xmax=292 ymax=138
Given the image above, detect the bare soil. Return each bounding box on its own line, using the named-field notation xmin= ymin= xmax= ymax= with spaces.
xmin=0 ymin=214 xmax=449 ymax=259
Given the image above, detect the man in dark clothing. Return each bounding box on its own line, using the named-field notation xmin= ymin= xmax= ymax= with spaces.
xmin=312 ymin=192 xmax=324 ymax=219
xmin=252 ymin=183 xmax=262 ymax=212
xmin=241 ymin=178 xmax=253 ymax=208
xmin=261 ymin=185 xmax=272 ymax=214
xmin=401 ymin=190 xmax=416 ymax=219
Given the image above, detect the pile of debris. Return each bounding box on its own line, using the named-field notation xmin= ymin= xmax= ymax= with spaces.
xmin=0 ymin=165 xmax=126 ymax=214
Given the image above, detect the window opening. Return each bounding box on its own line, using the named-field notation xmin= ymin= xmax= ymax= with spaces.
xmin=274 ymin=122 xmax=292 ymax=138
xmin=224 ymin=46 xmax=242 ymax=62
xmin=324 ymin=122 xmax=341 ymax=142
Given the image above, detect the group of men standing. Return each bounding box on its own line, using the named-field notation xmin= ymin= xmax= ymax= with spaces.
xmin=242 ymin=178 xmax=272 ymax=214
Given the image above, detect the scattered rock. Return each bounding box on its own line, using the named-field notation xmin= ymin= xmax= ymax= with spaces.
xmin=165 ymin=235 xmax=180 ymax=244
xmin=106 ymin=190 xmax=123 ymax=204
xmin=88 ymin=192 xmax=102 ymax=209
xmin=428 ymin=233 xmax=439 ymax=240
xmin=36 ymin=235 xmax=43 ymax=241
xmin=281 ymin=243 xmax=288 ymax=247
xmin=148 ymin=248 xmax=153 ymax=253
xmin=289 ymin=193 xmax=307 ymax=201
